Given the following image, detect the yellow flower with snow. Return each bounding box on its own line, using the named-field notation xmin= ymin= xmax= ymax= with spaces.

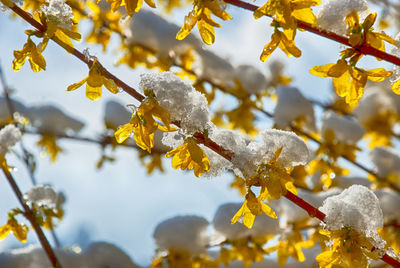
xmin=12 ymin=37 xmax=46 ymax=73
xmin=316 ymin=228 xmax=379 ymax=268
xmin=165 ymin=137 xmax=210 ymax=177
xmin=176 ymin=0 xmax=232 ymax=45
xmin=115 ymin=97 xmax=175 ymax=153
xmin=249 ymin=147 xmax=297 ymax=200
xmin=310 ymin=59 xmax=392 ymax=105
xmin=231 ymin=189 xmax=277 ymax=229
xmin=67 ymin=59 xmax=119 ymax=101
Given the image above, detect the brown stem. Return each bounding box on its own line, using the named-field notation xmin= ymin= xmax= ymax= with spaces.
xmin=1 ymin=168 xmax=61 ymax=267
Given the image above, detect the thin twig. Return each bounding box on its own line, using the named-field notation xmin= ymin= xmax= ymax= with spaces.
xmin=1 ymin=167 xmax=61 ymax=268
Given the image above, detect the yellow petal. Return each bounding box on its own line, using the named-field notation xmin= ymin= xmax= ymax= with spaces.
xmin=114 ymin=123 xmax=134 ymax=143
xmin=365 ymin=68 xmax=393 ymax=82
xmin=280 ymin=33 xmax=302 ymax=58
xmin=260 ymin=31 xmax=280 ymax=62
xmin=310 ymin=64 xmax=335 ymax=77
xmin=291 ymin=8 xmax=317 ymax=25
xmin=392 ymin=79 xmax=400 ymax=94
xmin=0 ymin=224 xmax=11 ymax=240
xmin=246 ymin=190 xmax=262 ymax=216
xmin=197 ymin=19 xmax=215 ymax=45
xmin=9 ymin=219 xmax=28 ymax=243
xmin=332 ymin=71 xmax=351 ymax=97
xmin=261 ymin=202 xmax=277 ymax=218
xmin=345 ymin=10 xmax=359 ymax=28
xmin=176 ymin=12 xmax=197 ymax=41
xmin=231 ymin=202 xmax=245 ymax=224
xmin=125 ymin=0 xmax=142 ymax=16
xmin=104 ymin=78 xmax=119 ymax=94
xmin=86 ymin=84 xmax=102 ymax=101
xmin=67 ymin=77 xmax=88 ymax=91
xmin=144 ymin=0 xmax=155 ymax=8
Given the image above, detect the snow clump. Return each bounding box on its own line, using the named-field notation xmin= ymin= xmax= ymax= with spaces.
xmin=140 ymin=72 xmax=210 ymax=134
xmin=232 ymin=129 xmax=310 ymax=179
xmin=234 ymin=65 xmax=268 ymax=95
xmin=319 ymin=185 xmax=384 ymax=246
xmin=370 ymin=146 xmax=400 ymax=178
xmin=104 ymin=100 xmax=131 ymax=130
xmin=23 ymin=185 xmax=58 ymax=207
xmin=317 ymin=0 xmax=369 ymax=35
xmin=153 ymin=215 xmax=209 ymax=253
xmin=274 ymin=86 xmax=316 ymax=131
xmin=0 ymin=124 xmax=22 ymax=155
xmin=41 ymin=0 xmax=74 ymax=29
xmin=373 ymin=188 xmax=400 ymax=223
xmin=322 ymin=111 xmax=365 ymax=144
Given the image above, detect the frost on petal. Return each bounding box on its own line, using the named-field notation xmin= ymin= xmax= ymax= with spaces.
xmin=319 ymin=185 xmax=384 ymax=246
xmin=370 ymin=146 xmax=400 ymax=178
xmin=41 ymin=0 xmax=74 ymax=29
xmin=23 ymin=185 xmax=58 ymax=207
xmin=322 ymin=111 xmax=365 ymax=144
xmin=213 ymin=203 xmax=279 ymax=240
xmin=140 ymin=72 xmax=210 ymax=134
xmin=103 ymin=100 xmax=131 ymax=130
xmin=234 ymin=65 xmax=268 ymax=95
xmin=153 ymin=215 xmax=209 ymax=253
xmin=317 ymin=0 xmax=369 ymax=35
xmin=274 ymin=86 xmax=316 ymax=131
xmin=25 ymin=104 xmax=84 ymax=135
xmin=0 ymin=124 xmax=22 ymax=155
xmin=374 ymin=188 xmax=400 ymax=223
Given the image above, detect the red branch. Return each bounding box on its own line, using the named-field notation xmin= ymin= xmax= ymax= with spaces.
xmin=6 ymin=4 xmax=400 ymax=267
xmin=224 ymin=0 xmax=400 ymax=67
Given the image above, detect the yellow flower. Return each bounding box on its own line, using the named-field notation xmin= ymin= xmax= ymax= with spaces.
xmin=316 ymin=228 xmax=379 ymax=268
xmin=259 ymin=28 xmax=301 ymax=62
xmin=67 ymin=59 xmax=119 ymax=101
xmin=86 ymin=1 xmax=122 ymax=51
xmin=176 ymin=0 xmax=232 ymax=45
xmin=231 ymin=189 xmax=277 ymax=229
xmin=249 ymin=147 xmax=297 ymax=200
xmin=102 ymin=0 xmax=156 ymax=17
xmin=0 ymin=215 xmax=29 ymax=243
xmin=115 ymin=97 xmax=175 ymax=152
xmin=310 ymin=59 xmax=393 ymax=105
xmin=345 ymin=11 xmax=396 ymax=51
xmin=254 ymin=0 xmax=321 ymax=27
xmin=265 ymin=231 xmax=314 ymax=266
xmin=165 ymin=137 xmax=210 ymax=177
xmin=37 ymin=134 xmax=63 ymax=162
xmin=12 ymin=37 xmax=46 ymax=72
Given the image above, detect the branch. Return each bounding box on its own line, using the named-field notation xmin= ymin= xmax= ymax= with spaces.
xmin=1 ymin=167 xmax=61 ymax=267
xmin=224 ymin=0 xmax=400 ymax=67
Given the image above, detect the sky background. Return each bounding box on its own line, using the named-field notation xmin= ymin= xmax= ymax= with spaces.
xmin=0 ymin=1 xmax=396 ymax=266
